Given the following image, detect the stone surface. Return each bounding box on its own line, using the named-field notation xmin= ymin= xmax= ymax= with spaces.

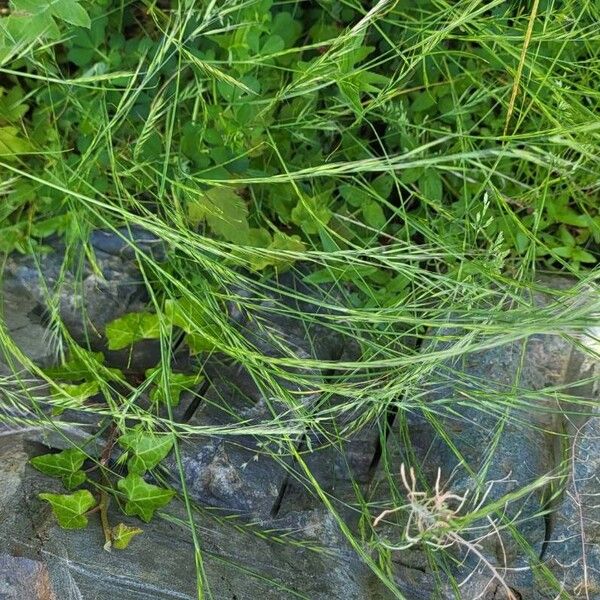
xmin=0 ymin=432 xmax=378 ymax=600
xmin=171 ymin=272 xmax=372 ymax=518
xmin=2 ymin=250 xmax=600 ymax=599
xmin=0 ymin=554 xmax=56 ymax=599
xmin=370 ymin=280 xmax=600 ymax=599
xmin=1 ymin=226 xmax=165 ymax=372
xmin=542 ymin=413 xmax=600 ymax=598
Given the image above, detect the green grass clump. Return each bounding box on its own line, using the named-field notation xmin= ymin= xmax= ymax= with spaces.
xmin=1 ymin=0 xmax=600 ymax=598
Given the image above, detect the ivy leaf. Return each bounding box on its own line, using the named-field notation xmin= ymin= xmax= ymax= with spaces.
xmin=31 ymin=448 xmax=87 ymax=490
xmin=117 ymin=425 xmax=174 ymax=475
xmin=105 ymin=312 xmax=161 ymax=350
xmin=164 ymin=298 xmax=219 ymax=353
xmin=51 ymin=381 xmax=99 ymax=415
xmin=111 ymin=523 xmax=143 ymax=550
xmin=44 ymin=348 xmax=123 ymax=383
xmin=39 ymin=490 xmax=96 ymax=529
xmin=63 ymin=470 xmax=87 ymax=490
xmin=146 ymin=368 xmax=204 ymax=407
xmin=187 ymin=187 xmax=250 ymax=243
xmin=117 ymin=474 xmax=175 ymax=522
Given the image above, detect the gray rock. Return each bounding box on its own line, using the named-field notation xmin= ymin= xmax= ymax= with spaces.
xmin=0 ymin=554 xmax=56 ymax=599
xmin=175 ymin=272 xmax=371 ymax=517
xmin=0 ymin=433 xmax=377 ymax=600
xmin=540 ymin=328 xmax=600 ymax=599
xmin=1 ymin=226 xmax=165 ymax=371
xmin=371 ymin=279 xmax=600 ymax=599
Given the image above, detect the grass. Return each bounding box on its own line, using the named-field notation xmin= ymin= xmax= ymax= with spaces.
xmin=1 ymin=0 xmax=600 ymax=598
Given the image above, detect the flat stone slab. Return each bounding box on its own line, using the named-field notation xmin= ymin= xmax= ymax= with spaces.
xmin=371 ymin=280 xmax=600 ymax=599
xmin=0 ymin=554 xmax=56 ymax=600
xmin=0 ymin=433 xmax=378 ymax=600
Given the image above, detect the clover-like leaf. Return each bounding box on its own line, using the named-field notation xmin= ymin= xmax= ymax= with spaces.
xmin=105 ymin=312 xmax=161 ymax=350
xmin=39 ymin=490 xmax=96 ymax=529
xmin=111 ymin=523 xmax=143 ymax=550
xmin=146 ymin=367 xmax=204 ymax=407
xmin=117 ymin=473 xmax=175 ymax=522
xmin=117 ymin=425 xmax=174 ymax=474
xmin=31 ymin=448 xmax=88 ymax=490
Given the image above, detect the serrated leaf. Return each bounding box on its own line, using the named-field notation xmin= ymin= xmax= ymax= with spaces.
xmin=105 ymin=312 xmax=161 ymax=350
xmin=39 ymin=490 xmax=96 ymax=529
xmin=0 ymin=126 xmax=33 ymax=159
xmin=117 ymin=425 xmax=174 ymax=474
xmin=117 ymin=474 xmax=175 ymax=522
xmin=111 ymin=523 xmax=143 ymax=550
xmin=146 ymin=368 xmax=204 ymax=407
xmin=291 ymin=195 xmax=332 ymax=236
xmin=187 ymin=187 xmax=249 ymax=243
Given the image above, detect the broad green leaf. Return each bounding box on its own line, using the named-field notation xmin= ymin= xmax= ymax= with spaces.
xmin=117 ymin=474 xmax=175 ymax=522
xmin=39 ymin=490 xmax=96 ymax=529
xmin=51 ymin=381 xmax=99 ymax=415
xmin=250 ymin=232 xmax=305 ymax=271
xmin=112 ymin=523 xmax=143 ymax=550
xmin=372 ymin=174 xmax=393 ymax=199
xmin=400 ymin=167 xmax=423 ymax=185
xmin=418 ymin=169 xmax=443 ymax=203
xmin=0 ymin=86 xmax=28 ymax=124
xmin=0 ymin=126 xmax=33 ymax=159
xmin=49 ymin=0 xmax=90 ymax=27
xmin=291 ymin=195 xmax=332 ymax=236
xmin=339 ymin=184 xmax=370 ymax=208
xmin=105 ymin=312 xmax=161 ymax=350
xmin=146 ymin=368 xmax=204 ymax=407
xmin=44 ymin=348 xmax=122 ymax=383
xmin=572 ymin=248 xmax=596 ymax=264
xmin=118 ymin=425 xmax=174 ymax=474
xmin=63 ymin=470 xmax=87 ymax=490
xmin=362 ymin=200 xmax=386 ymax=229
xmin=164 ymin=298 xmax=219 ymax=353
xmin=187 ymin=187 xmax=249 ymax=243
xmin=12 ymin=0 xmax=90 ymax=28
xmin=31 ymin=448 xmax=87 ymax=490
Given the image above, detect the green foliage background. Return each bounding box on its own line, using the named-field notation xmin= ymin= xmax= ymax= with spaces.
xmin=1 ymin=0 xmax=599 ymax=285
xmin=1 ymin=0 xmax=600 ymax=596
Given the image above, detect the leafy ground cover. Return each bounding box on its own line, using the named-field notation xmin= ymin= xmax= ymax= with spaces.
xmin=1 ymin=0 xmax=600 ymax=598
